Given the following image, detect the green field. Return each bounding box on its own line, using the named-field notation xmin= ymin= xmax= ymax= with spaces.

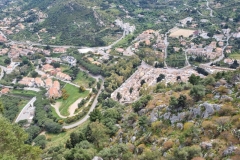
xmin=11 ymin=89 xmax=37 ymax=97
xmin=229 ymin=53 xmax=240 ymax=60
xmin=73 ymin=71 xmax=96 ymax=88
xmin=58 ymin=84 xmax=89 ymax=116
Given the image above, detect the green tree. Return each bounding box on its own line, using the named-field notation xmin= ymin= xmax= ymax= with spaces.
xmin=79 ymin=86 xmax=86 ymax=93
xmin=44 ymin=120 xmax=62 ymax=133
xmin=139 ymin=115 xmax=148 ymax=128
xmin=0 ymin=101 xmax=3 ymax=114
xmin=188 ymin=74 xmax=201 ymax=85
xmin=86 ymin=121 xmax=109 ymax=148
xmin=157 ymin=74 xmax=165 ymax=82
xmin=177 ymin=94 xmax=187 ymax=108
xmin=190 ymin=85 xmax=206 ymax=101
xmin=51 ymin=62 xmax=60 ymax=68
xmin=4 ymin=58 xmax=11 ymax=65
xmin=89 ymin=108 xmax=102 ymax=122
xmin=116 ymin=92 xmax=122 ymax=101
xmin=169 ymin=96 xmax=178 ymax=108
xmin=31 ymin=71 xmax=38 ymax=78
xmin=41 ymin=57 xmax=46 ymax=63
xmin=33 ymin=135 xmax=46 ymax=149
xmin=0 ymin=116 xmax=42 ymax=159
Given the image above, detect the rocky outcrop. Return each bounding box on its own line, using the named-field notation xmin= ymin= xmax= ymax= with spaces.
xmin=150 ymin=102 xmax=221 ymax=124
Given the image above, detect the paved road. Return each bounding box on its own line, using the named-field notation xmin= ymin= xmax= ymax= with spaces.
xmin=206 ymin=0 xmax=214 ymax=17
xmin=0 ymin=65 xmax=6 ymax=80
xmin=63 ymin=79 xmax=104 ymax=129
xmin=15 ymin=97 xmax=36 ymax=123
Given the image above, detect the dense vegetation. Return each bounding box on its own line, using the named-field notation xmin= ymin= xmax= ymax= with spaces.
xmin=0 ymin=115 xmax=42 ymax=159
xmin=42 ymin=68 xmax=240 ymax=159
xmin=0 ymin=95 xmax=28 ymax=122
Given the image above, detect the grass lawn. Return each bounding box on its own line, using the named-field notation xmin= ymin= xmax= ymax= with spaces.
xmin=73 ymin=71 xmax=96 ymax=88
xmin=11 ymin=89 xmax=37 ymax=97
xmin=58 ymin=83 xmax=90 ymax=116
xmin=229 ymin=53 xmax=240 ymax=60
xmin=51 ymin=107 xmax=62 ymax=119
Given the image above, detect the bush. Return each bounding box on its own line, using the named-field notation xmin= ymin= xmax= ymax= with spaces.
xmin=218 ymin=105 xmax=234 ymax=116
xmin=163 ymin=140 xmax=174 ymax=151
xmin=184 ymin=122 xmax=194 ymax=131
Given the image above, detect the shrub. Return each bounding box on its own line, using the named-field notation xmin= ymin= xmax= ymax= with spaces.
xmin=137 ymin=144 xmax=146 ymax=154
xmin=202 ymin=120 xmax=216 ymax=130
xmin=184 ymin=122 xmax=194 ymax=131
xmin=163 ymin=140 xmax=174 ymax=151
xmin=218 ymin=105 xmax=234 ymax=116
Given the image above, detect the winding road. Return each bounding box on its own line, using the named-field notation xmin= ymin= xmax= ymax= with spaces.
xmin=63 ymin=78 xmax=104 ymax=129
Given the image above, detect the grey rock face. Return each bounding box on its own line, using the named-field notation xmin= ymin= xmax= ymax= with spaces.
xmin=223 ymin=146 xmax=237 ymax=156
xmin=201 ymin=102 xmax=215 ymax=118
xmin=221 ymin=95 xmax=233 ymax=102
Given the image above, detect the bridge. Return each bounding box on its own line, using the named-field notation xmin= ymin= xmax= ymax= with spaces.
xmin=15 ymin=97 xmax=36 ymax=123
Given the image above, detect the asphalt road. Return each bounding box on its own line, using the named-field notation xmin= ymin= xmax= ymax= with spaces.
xmin=15 ymin=97 xmax=36 ymax=123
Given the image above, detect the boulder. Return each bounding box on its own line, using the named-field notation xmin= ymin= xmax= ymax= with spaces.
xmin=200 ymin=141 xmax=213 ymax=149
xmin=214 ymin=94 xmax=220 ymax=99
xmin=176 ymin=123 xmax=183 ymax=130
xmin=150 ymin=111 xmax=158 ymax=122
xmin=131 ymin=136 xmax=136 ymax=143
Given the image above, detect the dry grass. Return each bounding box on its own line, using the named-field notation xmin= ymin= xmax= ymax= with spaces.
xmin=169 ymin=29 xmax=195 ymax=38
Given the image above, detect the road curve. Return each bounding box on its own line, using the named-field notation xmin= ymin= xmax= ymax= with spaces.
xmin=63 ymin=79 xmax=104 ymax=129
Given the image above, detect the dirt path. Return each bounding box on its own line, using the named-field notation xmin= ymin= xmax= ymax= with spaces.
xmin=68 ymin=98 xmax=82 ymax=117
xmin=51 ymin=102 xmax=67 ymax=118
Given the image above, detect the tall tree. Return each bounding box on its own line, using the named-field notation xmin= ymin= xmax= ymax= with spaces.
xmin=89 ymin=109 xmax=102 ymax=122
xmin=190 ymin=85 xmax=206 ymax=101
xmin=0 ymin=116 xmax=42 ymax=159
xmin=116 ymin=92 xmax=122 ymax=101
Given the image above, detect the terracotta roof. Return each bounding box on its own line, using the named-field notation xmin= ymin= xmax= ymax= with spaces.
xmin=1 ymin=88 xmax=10 ymax=94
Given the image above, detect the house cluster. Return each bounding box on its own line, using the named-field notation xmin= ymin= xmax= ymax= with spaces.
xmin=5 ymin=62 xmax=20 ymax=74
xmin=18 ymin=77 xmax=61 ymax=99
xmin=53 ymin=47 xmax=66 ymax=53
xmin=6 ymin=44 xmax=51 ymax=59
xmin=0 ymin=34 xmax=7 ymax=42
xmin=61 ymin=56 xmax=77 ymax=66
xmin=42 ymin=64 xmax=71 ymax=81
xmin=0 ymin=8 xmax=47 ymax=36
xmin=115 ymin=19 xmax=135 ymax=35
xmin=111 ymin=63 xmax=201 ymax=103
xmin=0 ymin=48 xmax=9 ymax=55
xmin=186 ymin=41 xmax=223 ymax=59
xmin=179 ymin=17 xmax=193 ymax=27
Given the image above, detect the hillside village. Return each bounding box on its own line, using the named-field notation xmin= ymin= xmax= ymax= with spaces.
xmin=1 ymin=0 xmax=240 ymax=159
